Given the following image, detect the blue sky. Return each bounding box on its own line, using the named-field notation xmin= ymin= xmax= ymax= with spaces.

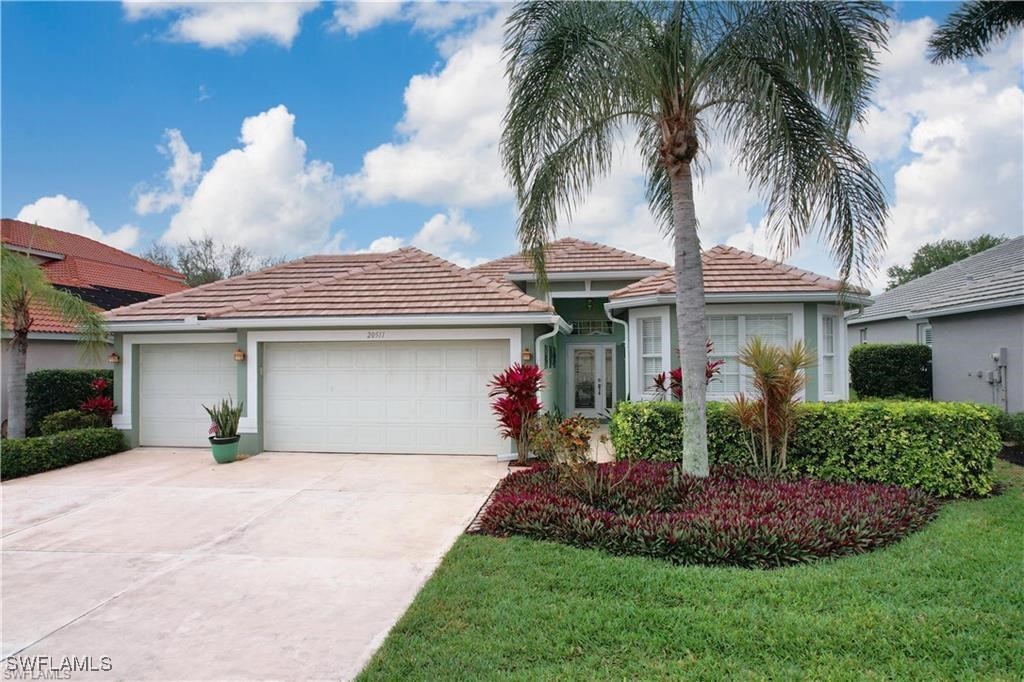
xmin=3 ymin=2 xmax=1021 ymax=292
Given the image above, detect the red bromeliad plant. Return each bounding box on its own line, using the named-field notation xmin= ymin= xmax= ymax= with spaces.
xmin=80 ymin=396 xmax=116 ymax=423
xmin=652 ymin=339 xmax=725 ymax=399
xmin=476 ymin=462 xmax=937 ymax=569
xmin=79 ymin=375 xmax=116 ymax=424
xmin=488 ymin=363 xmax=544 ymax=464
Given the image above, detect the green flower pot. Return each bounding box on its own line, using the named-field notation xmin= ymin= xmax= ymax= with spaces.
xmin=209 ymin=436 xmax=240 ymax=464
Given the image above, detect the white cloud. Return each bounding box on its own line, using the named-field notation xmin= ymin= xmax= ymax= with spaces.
xmin=346 ymin=11 xmax=510 ymax=207
xmin=135 ymin=129 xmax=202 ymax=215
xmin=16 ymin=195 xmax=140 ymax=252
xmin=854 ymin=18 xmax=1024 ymax=292
xmin=329 ymin=1 xmax=492 ymax=36
xmin=122 ymin=2 xmax=319 ymax=50
xmin=159 ymin=105 xmax=344 ymax=257
xmin=356 ymin=209 xmax=484 ymax=266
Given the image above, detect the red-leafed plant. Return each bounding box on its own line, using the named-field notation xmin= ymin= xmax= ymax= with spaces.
xmin=476 ymin=462 xmax=937 ymax=569
xmin=80 ymin=396 xmax=116 ymax=424
xmin=652 ymin=339 xmax=725 ymax=399
xmin=489 ymin=363 xmax=544 ymax=464
xmin=79 ymin=375 xmax=116 ymax=425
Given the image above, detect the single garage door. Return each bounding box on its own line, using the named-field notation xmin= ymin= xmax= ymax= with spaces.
xmin=262 ymin=340 xmax=508 ymax=455
xmin=139 ymin=344 xmax=237 ymax=447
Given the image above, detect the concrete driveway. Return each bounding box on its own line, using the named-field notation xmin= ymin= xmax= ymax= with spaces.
xmin=2 ymin=448 xmax=506 ymax=680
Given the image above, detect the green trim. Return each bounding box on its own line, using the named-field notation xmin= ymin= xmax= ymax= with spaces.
xmin=803 ymin=303 xmax=819 ymax=402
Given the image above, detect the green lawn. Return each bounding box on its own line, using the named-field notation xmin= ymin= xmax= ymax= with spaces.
xmin=359 ymin=462 xmax=1024 ymax=681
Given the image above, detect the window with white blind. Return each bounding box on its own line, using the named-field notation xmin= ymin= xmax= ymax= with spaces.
xmin=822 ymin=315 xmax=836 ymax=395
xmin=917 ymin=323 xmax=932 ymax=347
xmin=639 ymin=317 xmax=663 ymax=395
xmin=707 ymin=314 xmax=791 ymax=396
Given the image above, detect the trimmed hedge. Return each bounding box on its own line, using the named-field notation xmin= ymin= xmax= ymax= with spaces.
xmin=789 ymin=401 xmax=999 ymax=497
xmin=849 ymin=344 xmax=932 ymax=399
xmin=26 ymin=369 xmax=113 ymax=434
xmin=39 ymin=409 xmax=106 ymax=435
xmin=609 ymin=400 xmax=1000 ymax=497
xmin=995 ymin=411 xmax=1024 ymax=445
xmin=1 ymin=428 xmax=126 ymax=480
xmin=609 ymin=401 xmax=746 ymax=464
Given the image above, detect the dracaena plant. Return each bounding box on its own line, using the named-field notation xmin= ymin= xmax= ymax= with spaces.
xmin=488 ymin=363 xmax=545 ymax=464
xmin=728 ymin=338 xmax=816 ymax=474
xmin=652 ymin=339 xmax=725 ymax=399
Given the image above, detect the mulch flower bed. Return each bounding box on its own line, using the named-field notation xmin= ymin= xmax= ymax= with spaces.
xmin=476 ymin=462 xmax=938 ymax=569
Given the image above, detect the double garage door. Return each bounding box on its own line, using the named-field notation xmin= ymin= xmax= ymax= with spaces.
xmin=139 ymin=339 xmax=508 ymax=455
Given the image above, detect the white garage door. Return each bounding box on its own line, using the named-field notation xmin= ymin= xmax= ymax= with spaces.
xmin=139 ymin=344 xmax=237 ymax=447
xmin=263 ymin=340 xmax=508 ymax=455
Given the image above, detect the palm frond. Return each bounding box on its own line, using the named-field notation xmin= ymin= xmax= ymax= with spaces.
xmin=928 ymin=1 xmax=1024 ymax=63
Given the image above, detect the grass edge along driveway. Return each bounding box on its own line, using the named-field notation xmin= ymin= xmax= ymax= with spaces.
xmin=359 ymin=461 xmax=1024 ymax=681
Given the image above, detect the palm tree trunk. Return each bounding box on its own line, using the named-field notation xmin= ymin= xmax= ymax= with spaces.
xmin=7 ymin=331 xmax=28 ymax=439
xmin=670 ymin=163 xmax=709 ymax=477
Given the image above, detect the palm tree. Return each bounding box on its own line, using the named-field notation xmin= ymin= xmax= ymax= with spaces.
xmin=502 ymin=1 xmax=889 ymax=475
xmin=2 ymin=246 xmax=107 ymax=438
xmin=929 ymin=1 xmax=1024 ymax=63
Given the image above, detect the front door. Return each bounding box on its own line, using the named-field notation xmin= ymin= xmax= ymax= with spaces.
xmin=570 ymin=345 xmax=615 ymax=418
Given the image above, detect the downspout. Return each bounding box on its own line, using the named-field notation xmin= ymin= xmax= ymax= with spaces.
xmin=535 ymin=321 xmax=561 ymax=415
xmin=605 ymin=303 xmax=629 ymax=401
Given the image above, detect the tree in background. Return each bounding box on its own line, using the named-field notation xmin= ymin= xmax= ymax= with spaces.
xmin=928 ymin=1 xmax=1024 ymax=63
xmin=2 ymin=247 xmax=107 ymax=439
xmin=885 ymin=234 xmax=1007 ymax=289
xmin=501 ymin=2 xmax=889 ymax=475
xmin=142 ymin=237 xmax=285 ymax=287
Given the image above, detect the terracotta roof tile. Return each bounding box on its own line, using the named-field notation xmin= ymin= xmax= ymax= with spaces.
xmin=105 ymin=248 xmax=554 ymax=323
xmin=610 ymin=245 xmax=867 ymax=299
xmin=471 ymin=237 xmax=669 ymax=279
xmin=3 ymin=219 xmax=189 ymax=335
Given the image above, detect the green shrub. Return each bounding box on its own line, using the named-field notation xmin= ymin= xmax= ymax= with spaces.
xmin=849 ymin=344 xmax=931 ymax=399
xmin=994 ymin=411 xmax=1024 ymax=445
xmin=26 ymin=369 xmax=113 ymax=434
xmin=610 ymin=399 xmax=1000 ymax=497
xmin=39 ymin=409 xmax=105 ymax=435
xmin=609 ymin=401 xmax=746 ymax=465
xmin=1 ymin=428 xmax=126 ymax=480
xmin=789 ymin=401 xmax=999 ymax=497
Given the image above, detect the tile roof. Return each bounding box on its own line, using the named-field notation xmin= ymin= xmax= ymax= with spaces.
xmin=105 ymin=248 xmax=555 ymax=323
xmin=849 ymin=236 xmax=1024 ymax=322
xmin=3 ymin=219 xmax=189 ymax=334
xmin=471 ymin=237 xmax=669 ymax=279
xmin=610 ymin=245 xmax=864 ymax=299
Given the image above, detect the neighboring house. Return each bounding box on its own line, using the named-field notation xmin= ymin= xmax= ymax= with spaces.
xmin=1 ymin=219 xmax=187 ymax=421
xmin=102 ymin=238 xmax=867 ymax=457
xmin=847 ymin=236 xmax=1024 ymax=412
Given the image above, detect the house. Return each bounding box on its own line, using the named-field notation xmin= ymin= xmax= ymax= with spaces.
xmin=1 ymin=219 xmax=188 ymax=420
xmin=847 ymin=236 xmax=1024 ymax=412
xmin=102 ymin=238 xmax=867 ymax=457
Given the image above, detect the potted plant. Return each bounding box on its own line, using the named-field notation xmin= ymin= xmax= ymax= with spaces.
xmin=203 ymin=397 xmax=243 ymax=464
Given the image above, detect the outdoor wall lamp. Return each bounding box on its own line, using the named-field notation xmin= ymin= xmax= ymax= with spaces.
xmin=233 ymin=348 xmax=247 ymax=362
xmin=521 ymin=347 xmax=533 ymax=363
xmin=107 ymin=352 xmax=121 ymax=364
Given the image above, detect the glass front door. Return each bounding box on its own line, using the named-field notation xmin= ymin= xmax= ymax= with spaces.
xmin=571 ymin=345 xmax=615 ymax=417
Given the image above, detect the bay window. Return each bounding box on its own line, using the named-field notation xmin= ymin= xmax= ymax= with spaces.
xmin=639 ymin=316 xmax=663 ymax=395
xmin=822 ymin=315 xmax=836 ymax=395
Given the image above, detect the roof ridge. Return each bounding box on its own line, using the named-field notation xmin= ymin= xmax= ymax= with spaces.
xmin=220 ymin=250 xmax=413 ymax=317
xmin=399 ymin=247 xmax=553 ymax=312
